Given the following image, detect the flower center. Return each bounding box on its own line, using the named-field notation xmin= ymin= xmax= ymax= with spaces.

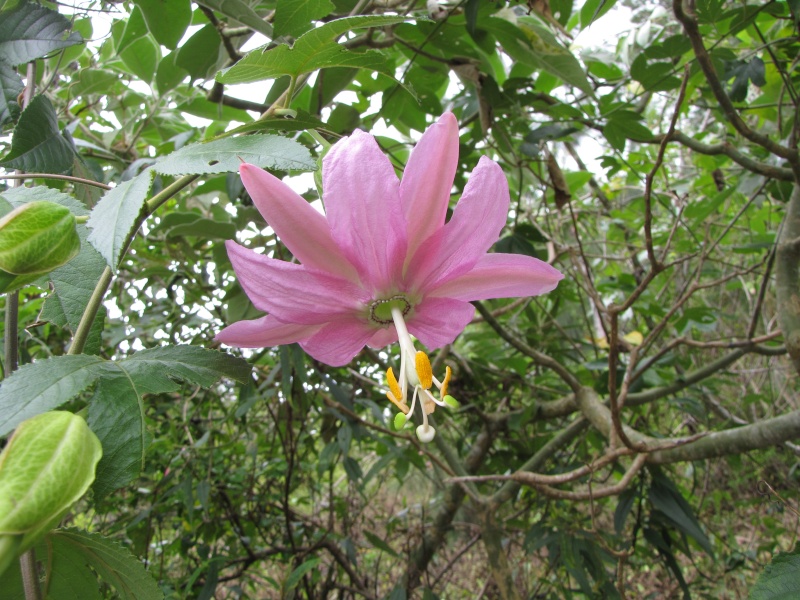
xmin=382 ymin=305 xmax=459 ymax=443
xmin=369 ymin=295 xmax=411 ymax=325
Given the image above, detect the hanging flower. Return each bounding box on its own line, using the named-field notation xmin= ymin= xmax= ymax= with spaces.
xmin=217 ymin=113 xmax=563 ymax=441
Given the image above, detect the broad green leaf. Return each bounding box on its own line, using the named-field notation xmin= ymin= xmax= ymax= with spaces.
xmin=0 ymin=355 xmax=112 ymax=436
xmin=119 ymin=35 xmax=159 ymax=83
xmin=175 ymin=24 xmax=225 ymax=80
xmin=0 ymin=1 xmax=82 ymax=66
xmin=725 ymin=57 xmax=767 ymax=102
xmin=87 ymin=375 xmax=146 ymax=501
xmin=0 ymin=94 xmax=75 ymax=173
xmin=134 ymin=0 xmax=192 ymax=49
xmin=155 ymin=50 xmax=187 ymax=93
xmin=116 ymin=4 xmax=148 ymax=55
xmin=483 ymin=17 xmax=593 ymax=95
xmin=177 ymin=97 xmax=253 ymax=123
xmin=42 ymin=529 xmax=163 ymax=600
xmin=0 ymin=60 xmax=22 ymax=125
xmin=217 ymin=15 xmax=409 ymax=84
xmin=0 ymin=202 xmax=80 ymax=275
xmin=118 ymin=345 xmax=252 ymax=394
xmin=630 ymin=55 xmax=681 ymax=92
xmin=196 ymin=0 xmax=273 ymax=38
xmin=0 ymin=412 xmax=101 ymax=555
xmin=86 ymin=168 xmax=155 ymax=269
xmin=274 ymin=0 xmax=335 ymax=38
xmin=749 ymin=545 xmax=800 ymax=600
xmin=155 ymin=134 xmax=315 ymax=175
xmin=71 ymin=68 xmax=123 ymax=97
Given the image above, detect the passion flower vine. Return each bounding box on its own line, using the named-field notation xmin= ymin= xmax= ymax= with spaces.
xmin=217 ymin=113 xmax=563 ymax=441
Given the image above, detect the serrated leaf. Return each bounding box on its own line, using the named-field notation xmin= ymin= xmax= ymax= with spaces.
xmin=0 ymin=355 xmax=112 ymax=436
xmin=0 ymin=1 xmax=82 ymax=66
xmin=749 ymin=545 xmax=800 ymax=600
xmin=217 ymin=15 xmax=409 ymax=84
xmin=71 ymin=68 xmax=122 ymax=97
xmin=43 ymin=529 xmax=163 ymax=600
xmin=118 ymin=346 xmax=252 ymax=394
xmin=0 ymin=60 xmax=22 ymax=126
xmin=155 ymin=134 xmax=315 ymax=176
xmin=134 ymin=0 xmax=191 ymax=49
xmin=86 ymin=168 xmax=155 ymax=269
xmin=196 ymin=0 xmax=273 ymax=38
xmin=274 ymin=0 xmax=335 ymax=38
xmin=87 ymin=375 xmax=145 ymax=501
xmin=0 ymin=94 xmax=75 ymax=173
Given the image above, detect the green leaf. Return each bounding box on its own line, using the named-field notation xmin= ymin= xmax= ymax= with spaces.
xmin=43 ymin=529 xmax=163 ymax=600
xmin=580 ymin=0 xmax=617 ymax=28
xmin=724 ymin=57 xmax=767 ymax=102
xmin=134 ymin=0 xmax=192 ymax=49
xmin=483 ymin=17 xmax=592 ymax=95
xmin=223 ymin=111 xmax=326 ymax=136
xmin=0 ymin=60 xmax=22 ymax=125
xmin=155 ymin=134 xmax=315 ymax=176
xmin=0 ymin=355 xmax=111 ymax=436
xmin=217 ymin=15 xmax=409 ymax=84
xmin=749 ymin=545 xmax=800 ymax=600
xmin=0 ymin=94 xmax=75 ymax=173
xmin=118 ymin=345 xmax=252 ymax=393
xmin=155 ymin=50 xmax=187 ymax=93
xmin=274 ymin=0 xmax=335 ymax=38
xmin=0 ymin=1 xmax=82 ymax=66
xmin=87 ymin=375 xmax=146 ymax=501
xmin=86 ymin=168 xmax=155 ymax=269
xmin=0 ymin=412 xmax=102 ymax=555
xmin=157 ymin=212 xmax=238 ymax=239
xmin=71 ymin=68 xmax=123 ymax=97
xmin=649 ymin=470 xmax=714 ymax=556
xmin=284 ymin=558 xmax=321 ymax=592
xmin=39 ymin=226 xmax=107 ymax=355
xmin=364 ymin=530 xmax=399 ymax=557
xmin=196 ymin=0 xmax=273 ymax=38
xmin=175 ymin=24 xmax=224 ymax=80
xmin=119 ymin=35 xmax=159 ymax=83
xmin=0 ymin=202 xmax=80 ymax=275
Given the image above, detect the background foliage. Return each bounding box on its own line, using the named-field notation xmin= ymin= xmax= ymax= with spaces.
xmin=1 ymin=0 xmax=800 ymax=598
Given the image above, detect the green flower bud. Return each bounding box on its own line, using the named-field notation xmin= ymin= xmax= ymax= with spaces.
xmin=0 ymin=201 xmax=80 ymax=276
xmin=0 ymin=411 xmax=102 ymax=576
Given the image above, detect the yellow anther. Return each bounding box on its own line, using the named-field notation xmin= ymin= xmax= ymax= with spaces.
xmin=415 ymin=351 xmax=433 ymax=389
xmin=386 ymin=368 xmax=409 ymax=413
xmin=440 ymin=366 xmax=452 ymax=399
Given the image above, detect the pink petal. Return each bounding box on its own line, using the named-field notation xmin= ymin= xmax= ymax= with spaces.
xmin=240 ymin=164 xmax=359 ymax=282
xmin=322 ymin=129 xmax=406 ymax=293
xmin=366 ymin=327 xmax=397 ymax=349
xmin=407 ymin=156 xmax=510 ymax=292
xmin=227 ymin=240 xmax=366 ymax=325
xmin=400 ymin=113 xmax=459 ymax=261
xmin=216 ymin=316 xmax=321 ymax=348
xmin=300 ymin=317 xmax=378 ymax=366
xmin=430 ymin=253 xmax=563 ymax=301
xmin=407 ymin=297 xmax=476 ymax=349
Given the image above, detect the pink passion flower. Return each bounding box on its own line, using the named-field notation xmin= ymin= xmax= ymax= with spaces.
xmin=217 ymin=113 xmax=563 ymax=441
